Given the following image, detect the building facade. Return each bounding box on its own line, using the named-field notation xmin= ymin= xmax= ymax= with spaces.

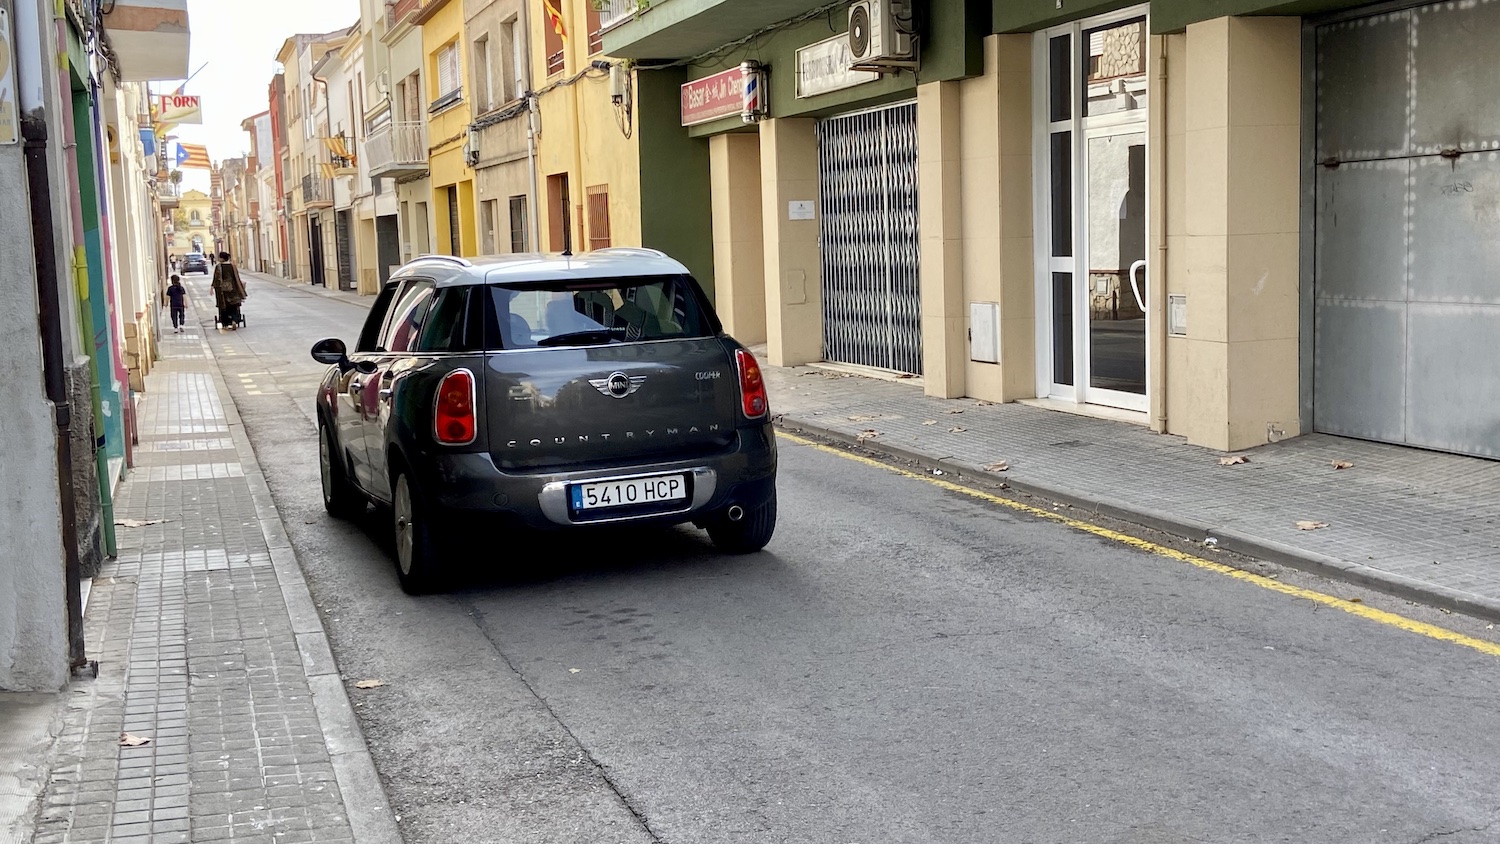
xmin=604 ymin=0 xmax=1500 ymax=460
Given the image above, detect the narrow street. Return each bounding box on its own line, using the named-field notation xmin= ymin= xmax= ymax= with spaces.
xmin=194 ymin=272 xmax=1500 ymax=844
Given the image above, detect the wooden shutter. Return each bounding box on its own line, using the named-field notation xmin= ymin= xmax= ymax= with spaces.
xmin=586 ymin=184 xmax=610 ymax=251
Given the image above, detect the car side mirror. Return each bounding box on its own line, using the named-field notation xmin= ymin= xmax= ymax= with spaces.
xmin=311 ymin=338 xmax=348 ymax=366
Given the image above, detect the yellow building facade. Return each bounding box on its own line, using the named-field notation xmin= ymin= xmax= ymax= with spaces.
xmin=418 ymin=0 xmax=479 ymax=256
xmin=530 ymin=0 xmax=642 ymax=255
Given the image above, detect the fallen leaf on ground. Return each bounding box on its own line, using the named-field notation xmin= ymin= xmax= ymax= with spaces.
xmin=897 ymin=373 xmax=916 ymax=379
xmin=119 ymin=733 xmax=150 ymax=747
xmin=921 ymin=420 xmax=938 ymax=426
xmin=1295 ymin=520 xmax=1329 ymax=531
xmin=974 ymin=401 xmax=994 ymax=407
xmin=568 ymin=668 xmax=582 ymax=674
xmin=948 ymin=427 xmax=967 ymax=434
xmin=856 ymin=430 xmax=881 ymax=442
xmin=943 ymin=409 xmax=966 ymax=415
xmin=983 ymin=461 xmax=1010 ymax=473
xmin=1218 ymin=456 xmax=1249 ymax=466
xmin=115 ymin=518 xmax=164 ymax=528
xmin=848 ymin=414 xmax=881 ymax=422
xmin=1331 ymin=460 xmax=1354 ymax=470
xmin=1347 ymin=597 xmax=1362 ymax=603
xmin=353 ymin=679 xmax=385 ymax=689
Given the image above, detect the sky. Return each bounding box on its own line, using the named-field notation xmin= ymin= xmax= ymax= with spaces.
xmin=164 ymin=0 xmax=360 ymax=192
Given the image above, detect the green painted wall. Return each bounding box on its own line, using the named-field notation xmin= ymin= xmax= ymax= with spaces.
xmin=635 ymin=70 xmax=718 ymax=302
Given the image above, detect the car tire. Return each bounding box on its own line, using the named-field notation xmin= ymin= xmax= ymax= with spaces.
xmin=392 ymin=470 xmax=443 ymax=594
xmin=319 ymin=422 xmax=364 ymax=519
xmin=706 ymin=492 xmax=777 ymax=554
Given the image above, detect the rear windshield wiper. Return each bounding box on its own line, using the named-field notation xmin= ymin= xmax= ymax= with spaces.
xmin=535 ymin=327 xmax=627 ymax=347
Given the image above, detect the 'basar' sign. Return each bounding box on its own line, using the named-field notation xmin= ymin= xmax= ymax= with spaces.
xmin=158 ymin=94 xmax=203 ymax=125
xmin=680 ymin=67 xmax=746 ymax=127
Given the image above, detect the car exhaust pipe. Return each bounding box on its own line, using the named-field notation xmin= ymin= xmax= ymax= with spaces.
xmin=727 ymin=505 xmax=745 ymax=523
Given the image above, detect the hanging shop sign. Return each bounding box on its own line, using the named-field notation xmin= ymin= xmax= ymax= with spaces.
xmin=796 ymin=34 xmax=879 ymax=99
xmin=158 ymin=93 xmax=203 ymax=125
xmin=681 ymin=66 xmax=746 ymax=127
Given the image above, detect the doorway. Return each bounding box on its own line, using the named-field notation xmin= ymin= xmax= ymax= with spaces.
xmin=1034 ymin=8 xmax=1151 ymax=413
xmin=309 ymin=215 xmax=326 ymax=287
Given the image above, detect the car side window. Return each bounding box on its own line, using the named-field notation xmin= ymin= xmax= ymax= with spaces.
xmin=355 ymin=282 xmax=401 ymax=353
xmin=381 ymin=280 xmax=436 ymax=353
xmin=416 ymin=288 xmax=473 ymax=353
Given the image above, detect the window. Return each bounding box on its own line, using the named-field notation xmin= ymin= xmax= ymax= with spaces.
xmin=586 ymin=185 xmax=610 ymax=251
xmin=546 ymin=173 xmax=571 ymax=252
xmin=381 ymin=279 xmax=436 ymax=353
xmin=501 ymin=19 xmax=523 ymax=102
xmin=357 ymin=282 xmax=402 ymax=352
xmin=434 ymin=42 xmax=461 ymax=107
xmin=544 ymin=5 xmax=564 ymax=76
xmin=480 ymin=199 xmax=499 ymax=254
xmin=472 ymin=35 xmax=491 ymax=112
xmin=508 ymin=195 xmax=528 ymax=254
xmin=482 ymin=276 xmax=718 ymax=350
xmin=416 ymin=288 xmax=474 ymax=352
xmin=587 ymin=3 xmax=603 ymax=55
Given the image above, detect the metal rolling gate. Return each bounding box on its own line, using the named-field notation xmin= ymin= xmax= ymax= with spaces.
xmin=817 ymin=102 xmax=922 ymax=375
xmin=1314 ymin=1 xmax=1500 ymax=458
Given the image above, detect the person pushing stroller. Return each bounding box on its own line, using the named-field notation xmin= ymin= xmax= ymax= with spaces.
xmin=212 ymin=251 xmax=247 ymax=329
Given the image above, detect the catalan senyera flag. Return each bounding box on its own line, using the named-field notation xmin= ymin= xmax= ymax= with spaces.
xmin=542 ymin=0 xmax=567 ymax=41
xmin=175 ymin=142 xmax=211 ymax=170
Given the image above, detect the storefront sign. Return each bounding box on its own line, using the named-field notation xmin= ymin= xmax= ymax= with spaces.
xmin=681 ymin=67 xmax=746 ymax=127
xmin=158 ymin=93 xmax=203 ymax=125
xmin=0 ymin=8 xmax=18 ymax=145
xmin=796 ymin=34 xmax=879 ymax=99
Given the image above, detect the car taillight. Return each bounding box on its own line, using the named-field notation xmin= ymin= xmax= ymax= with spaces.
xmin=434 ymin=369 xmax=476 ymax=445
xmin=735 ymin=349 xmax=768 ymax=419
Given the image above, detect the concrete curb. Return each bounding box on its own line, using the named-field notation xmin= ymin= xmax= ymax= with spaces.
xmin=198 ymin=333 xmax=403 ymax=844
xmin=776 ymin=413 xmax=1500 ymax=626
xmin=245 ymin=271 xmax=367 ymax=308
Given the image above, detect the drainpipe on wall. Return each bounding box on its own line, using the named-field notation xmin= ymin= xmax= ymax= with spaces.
xmin=16 ymin=0 xmax=96 ymax=677
xmin=521 ymin=0 xmax=542 ymax=253
xmin=1149 ymin=35 xmax=1169 ymax=433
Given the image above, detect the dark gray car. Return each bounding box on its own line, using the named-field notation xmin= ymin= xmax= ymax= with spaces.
xmin=310 ymin=249 xmax=777 ymax=593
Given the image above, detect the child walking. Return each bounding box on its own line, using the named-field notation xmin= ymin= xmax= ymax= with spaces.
xmin=167 ymin=274 xmax=187 ymax=333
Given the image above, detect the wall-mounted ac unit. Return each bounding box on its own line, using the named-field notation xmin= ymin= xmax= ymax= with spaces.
xmin=848 ymin=0 xmax=917 ymax=71
xmin=464 ymin=127 xmax=480 ymax=166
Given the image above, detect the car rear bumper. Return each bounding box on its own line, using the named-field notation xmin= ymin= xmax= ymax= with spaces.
xmin=417 ymin=425 xmax=776 ymax=529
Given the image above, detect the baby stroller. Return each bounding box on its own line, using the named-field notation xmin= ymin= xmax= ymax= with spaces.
xmin=216 ymin=302 xmax=246 ymax=329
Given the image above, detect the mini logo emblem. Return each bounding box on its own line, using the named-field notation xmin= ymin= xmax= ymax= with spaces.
xmin=590 ymin=372 xmax=646 ymax=399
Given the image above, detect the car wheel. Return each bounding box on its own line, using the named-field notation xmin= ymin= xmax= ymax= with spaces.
xmin=706 ymin=492 xmax=777 ymax=554
xmin=319 ymin=423 xmax=364 ymax=519
xmin=392 ymin=470 xmax=443 ymax=594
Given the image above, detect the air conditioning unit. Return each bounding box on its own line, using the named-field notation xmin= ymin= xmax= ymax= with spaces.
xmin=464 ymin=127 xmax=480 ymax=166
xmin=848 ymin=0 xmax=917 ymax=71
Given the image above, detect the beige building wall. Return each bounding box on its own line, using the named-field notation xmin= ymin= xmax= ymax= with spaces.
xmin=709 ymin=133 xmax=766 ymax=346
xmin=1170 ymin=16 xmax=1302 ymax=452
xmin=917 ymin=81 xmax=966 ymax=399
xmin=759 ymin=118 xmax=823 ymax=368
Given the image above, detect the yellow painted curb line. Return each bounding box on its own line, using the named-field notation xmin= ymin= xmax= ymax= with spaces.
xmin=779 ymin=431 xmax=1500 ymax=659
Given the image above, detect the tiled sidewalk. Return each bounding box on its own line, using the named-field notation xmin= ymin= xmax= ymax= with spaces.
xmin=28 ymin=319 xmax=398 ymax=843
xmin=767 ymin=363 xmax=1500 ymax=620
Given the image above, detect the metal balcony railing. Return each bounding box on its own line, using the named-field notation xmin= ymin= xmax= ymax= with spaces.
xmin=598 ymin=0 xmax=638 ymax=31
xmin=301 ymin=175 xmax=334 ymax=206
xmin=365 ymin=121 xmax=428 ymax=176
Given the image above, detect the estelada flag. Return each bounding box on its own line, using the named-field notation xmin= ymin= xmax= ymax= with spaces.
xmin=175 ymin=142 xmax=211 ymax=169
xmin=542 ymin=0 xmax=566 ymax=41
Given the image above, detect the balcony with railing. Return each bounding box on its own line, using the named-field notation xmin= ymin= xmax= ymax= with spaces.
xmin=385 ymin=0 xmax=423 ymax=32
xmin=597 ymin=0 xmax=638 ymax=31
xmin=366 ymin=121 xmax=428 ymax=178
xmin=301 ymin=175 xmax=334 ymax=208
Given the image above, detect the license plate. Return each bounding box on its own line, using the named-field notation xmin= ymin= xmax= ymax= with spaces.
xmin=570 ymin=474 xmax=688 ymax=511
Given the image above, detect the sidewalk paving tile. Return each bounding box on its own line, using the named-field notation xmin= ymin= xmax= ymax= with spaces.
xmin=765 ymin=362 xmax=1500 ymax=611
xmin=29 ymin=325 xmax=363 ymax=843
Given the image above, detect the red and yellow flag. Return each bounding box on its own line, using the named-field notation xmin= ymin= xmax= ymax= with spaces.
xmin=542 ymin=0 xmax=567 ymax=41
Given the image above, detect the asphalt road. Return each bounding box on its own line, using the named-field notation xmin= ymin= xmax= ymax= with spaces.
xmin=188 ymin=271 xmax=1500 ymax=844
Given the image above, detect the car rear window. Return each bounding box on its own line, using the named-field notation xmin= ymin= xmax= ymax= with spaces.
xmin=484 ymin=275 xmax=720 ymax=350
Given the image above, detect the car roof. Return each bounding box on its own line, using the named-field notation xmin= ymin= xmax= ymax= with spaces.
xmin=389 ymin=248 xmax=692 ymax=288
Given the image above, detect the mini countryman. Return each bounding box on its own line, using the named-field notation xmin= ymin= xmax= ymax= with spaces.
xmin=310 ymin=249 xmax=777 ymax=592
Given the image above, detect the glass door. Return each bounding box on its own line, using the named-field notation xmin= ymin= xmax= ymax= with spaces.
xmin=1036 ymin=9 xmax=1150 ymax=413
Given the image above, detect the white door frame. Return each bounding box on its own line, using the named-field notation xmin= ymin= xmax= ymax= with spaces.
xmin=1032 ymin=4 xmax=1153 ymax=414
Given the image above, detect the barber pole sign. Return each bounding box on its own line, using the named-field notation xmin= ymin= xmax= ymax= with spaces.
xmin=740 ymin=61 xmax=766 ymax=124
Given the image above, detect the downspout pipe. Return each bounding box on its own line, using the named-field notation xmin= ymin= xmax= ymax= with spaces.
xmin=521 ymin=0 xmax=542 ymax=252
xmin=16 ymin=0 xmax=94 ymax=677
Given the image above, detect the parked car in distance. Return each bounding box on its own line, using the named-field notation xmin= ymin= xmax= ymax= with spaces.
xmin=182 ymin=252 xmax=209 ymax=274
xmin=310 ymin=249 xmax=778 ymax=593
